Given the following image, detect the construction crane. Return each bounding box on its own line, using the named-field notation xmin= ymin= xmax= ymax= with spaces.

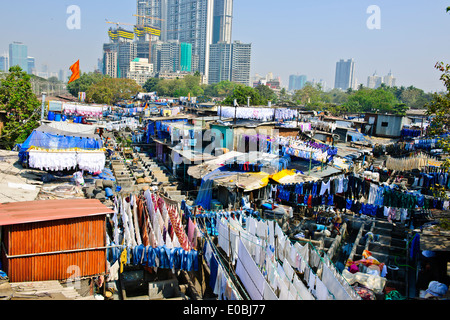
xmin=105 ymin=19 xmax=135 ymax=28
xmin=105 ymin=20 xmax=136 ymax=41
xmin=133 ymin=14 xmax=166 ymax=64
xmin=133 ymin=14 xmax=165 ymax=22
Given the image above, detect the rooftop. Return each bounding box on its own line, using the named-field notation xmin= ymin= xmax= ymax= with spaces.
xmin=0 ymin=199 xmax=113 ymax=226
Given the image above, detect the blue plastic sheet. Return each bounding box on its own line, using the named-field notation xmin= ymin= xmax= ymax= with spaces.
xmin=19 ymin=124 xmax=103 ymax=162
xmin=195 ymin=167 xmax=234 ymax=210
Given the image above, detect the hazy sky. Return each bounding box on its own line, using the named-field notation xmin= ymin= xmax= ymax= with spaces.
xmin=1 ymin=0 xmax=449 ymax=92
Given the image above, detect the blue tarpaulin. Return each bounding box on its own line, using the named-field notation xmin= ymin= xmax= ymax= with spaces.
xmin=19 ymin=124 xmax=103 ymax=163
xmin=195 ymin=167 xmax=234 ymax=210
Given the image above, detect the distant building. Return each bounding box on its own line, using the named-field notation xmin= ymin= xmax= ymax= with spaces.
xmin=136 ymin=0 xmax=168 ymax=41
xmin=158 ymin=71 xmax=193 ymax=80
xmin=288 ymin=75 xmax=307 ymax=92
xmin=309 ymin=78 xmax=327 ymax=91
xmin=0 ymin=54 xmax=8 ymax=72
xmin=127 ymin=58 xmax=154 ymax=86
xmin=213 ymin=0 xmax=233 ymax=44
xmin=334 ymin=58 xmax=356 ymax=91
xmin=180 ymin=42 xmax=192 ymax=72
xmin=208 ymin=42 xmax=232 ymax=84
xmin=103 ymin=49 xmax=118 ymax=78
xmin=383 ymin=70 xmax=396 ymax=87
xmin=97 ymin=58 xmax=103 ymax=72
xmin=58 ymin=69 xmax=65 ymax=82
xmin=9 ymin=42 xmax=28 ymax=73
xmin=103 ymin=41 xmax=137 ymax=79
xmin=208 ymin=40 xmax=251 ymax=85
xmin=367 ymin=71 xmax=383 ymax=89
xmin=230 ymin=41 xmax=251 ymax=86
xmin=367 ymin=70 xmax=396 ymax=89
xmin=160 ymin=40 xmax=181 ymax=73
xmin=27 ymin=57 xmax=36 ymax=75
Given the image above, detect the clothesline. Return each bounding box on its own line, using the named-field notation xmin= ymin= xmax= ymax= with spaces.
xmin=216 ymin=211 xmax=358 ymax=300
xmin=106 ymin=191 xmax=200 ymax=281
xmin=385 ymin=152 xmax=438 ymax=171
xmin=218 ymin=106 xmax=298 ymax=121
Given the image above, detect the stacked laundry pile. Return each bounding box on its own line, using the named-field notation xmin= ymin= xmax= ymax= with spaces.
xmin=18 ymin=124 xmax=105 ymax=173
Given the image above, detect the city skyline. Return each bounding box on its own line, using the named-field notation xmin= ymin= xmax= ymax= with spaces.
xmin=0 ymin=1 xmax=449 ymax=92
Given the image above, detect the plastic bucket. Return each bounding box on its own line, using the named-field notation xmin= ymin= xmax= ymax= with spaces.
xmin=105 ymin=187 xmax=114 ymax=198
xmin=47 ymin=111 xmax=55 ymax=121
xmin=55 ymin=114 xmax=61 ymax=121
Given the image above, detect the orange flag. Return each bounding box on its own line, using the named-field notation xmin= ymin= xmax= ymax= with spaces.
xmin=68 ymin=60 xmax=80 ymax=84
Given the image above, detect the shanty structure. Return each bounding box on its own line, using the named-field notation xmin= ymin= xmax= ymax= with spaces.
xmin=0 ymin=199 xmax=113 ymax=282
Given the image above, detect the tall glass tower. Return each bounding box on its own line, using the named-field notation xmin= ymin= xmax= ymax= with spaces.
xmin=9 ymin=42 xmax=28 ymax=72
xmin=334 ymin=58 xmax=356 ymax=91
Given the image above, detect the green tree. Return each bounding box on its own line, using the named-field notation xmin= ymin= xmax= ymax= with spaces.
xmin=143 ymin=77 xmax=161 ymax=93
xmin=344 ymin=86 xmax=403 ymax=114
xmin=325 ymin=89 xmax=348 ymax=104
xmin=67 ymin=72 xmax=107 ymax=97
xmin=223 ymin=84 xmax=264 ymax=106
xmin=278 ymin=88 xmax=295 ymax=106
xmin=0 ymin=66 xmax=40 ymax=149
xmin=255 ymin=84 xmax=277 ymax=105
xmin=426 ymin=62 xmax=450 ymax=168
xmin=86 ymin=78 xmax=142 ymax=104
xmin=183 ymin=74 xmax=204 ymax=96
xmin=205 ymin=81 xmax=237 ymax=98
xmin=293 ymin=83 xmax=325 ymax=109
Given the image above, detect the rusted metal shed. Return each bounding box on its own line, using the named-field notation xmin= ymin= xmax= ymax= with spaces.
xmin=0 ymin=199 xmax=113 ymax=282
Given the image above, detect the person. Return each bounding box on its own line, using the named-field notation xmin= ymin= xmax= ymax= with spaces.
xmin=333 ymin=212 xmax=342 ymax=235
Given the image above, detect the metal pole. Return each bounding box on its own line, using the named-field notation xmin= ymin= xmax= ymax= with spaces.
xmin=309 ymin=150 xmax=312 ymax=175
xmin=40 ymin=92 xmax=47 ymax=121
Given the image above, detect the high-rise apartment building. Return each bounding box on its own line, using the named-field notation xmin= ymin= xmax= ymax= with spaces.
xmin=118 ymin=41 xmax=136 ymax=78
xmin=165 ymin=0 xmax=214 ymax=79
xmin=367 ymin=70 xmax=396 ymax=89
xmin=213 ymin=0 xmax=233 ymax=44
xmin=0 ymin=54 xmax=8 ymax=72
xmin=383 ymin=71 xmax=396 ymax=87
xmin=58 ymin=69 xmax=65 ymax=82
xmin=160 ymin=40 xmax=181 ymax=72
xmin=230 ymin=41 xmax=251 ymax=86
xmin=136 ymin=0 xmax=168 ymax=41
xmin=103 ymin=41 xmax=137 ymax=78
xmin=208 ymin=40 xmax=251 ymax=85
xmin=288 ymin=75 xmax=307 ymax=92
xmin=367 ymin=71 xmax=382 ymax=89
xmin=27 ymin=57 xmax=36 ymax=75
xmin=136 ymin=0 xmax=233 ymax=81
xmin=208 ymin=42 xmax=232 ymax=84
xmin=334 ymin=58 xmax=356 ymax=91
xmin=103 ymin=49 xmax=118 ymax=78
xmin=9 ymin=42 xmax=28 ymax=73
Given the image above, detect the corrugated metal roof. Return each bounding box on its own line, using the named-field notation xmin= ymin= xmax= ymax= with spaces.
xmin=0 ymin=199 xmax=113 ymax=226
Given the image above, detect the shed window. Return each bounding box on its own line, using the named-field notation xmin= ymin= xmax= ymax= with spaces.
xmin=381 ymin=122 xmax=388 ymax=127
